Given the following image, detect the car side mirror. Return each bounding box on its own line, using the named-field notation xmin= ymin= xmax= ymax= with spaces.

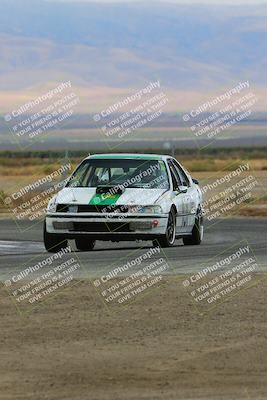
xmin=177 ymin=185 xmax=188 ymax=194
xmin=192 ymin=178 xmax=199 ymax=185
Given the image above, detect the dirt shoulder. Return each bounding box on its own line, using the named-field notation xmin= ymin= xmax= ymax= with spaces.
xmin=0 ymin=276 xmax=267 ymax=400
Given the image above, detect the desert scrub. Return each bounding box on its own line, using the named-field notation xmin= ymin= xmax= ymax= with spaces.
xmin=0 ymin=190 xmax=8 ymax=206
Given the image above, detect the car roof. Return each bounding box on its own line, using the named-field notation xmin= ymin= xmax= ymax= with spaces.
xmin=86 ymin=153 xmax=170 ymax=161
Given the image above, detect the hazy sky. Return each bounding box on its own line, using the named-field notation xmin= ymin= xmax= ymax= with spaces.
xmin=58 ymin=0 xmax=267 ymax=3
xmin=57 ymin=0 xmax=267 ymax=3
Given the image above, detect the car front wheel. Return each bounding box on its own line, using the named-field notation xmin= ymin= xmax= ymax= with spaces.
xmin=75 ymin=237 xmax=96 ymax=251
xmin=183 ymin=214 xmax=203 ymax=246
xmin=153 ymin=208 xmax=176 ymax=248
xmin=43 ymin=221 xmax=68 ymax=253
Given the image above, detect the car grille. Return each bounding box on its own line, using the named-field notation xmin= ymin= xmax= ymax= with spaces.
xmin=53 ymin=221 xmax=131 ymax=232
xmin=73 ymin=222 xmax=131 ymax=232
xmin=56 ymin=204 xmax=129 ymax=213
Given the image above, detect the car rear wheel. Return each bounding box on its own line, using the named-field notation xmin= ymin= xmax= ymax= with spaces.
xmin=43 ymin=221 xmax=68 ymax=253
xmin=153 ymin=208 xmax=176 ymax=248
xmin=183 ymin=214 xmax=203 ymax=246
xmin=75 ymin=237 xmax=96 ymax=251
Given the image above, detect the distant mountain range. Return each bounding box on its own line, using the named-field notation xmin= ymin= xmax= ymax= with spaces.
xmin=0 ymin=0 xmax=267 ymax=111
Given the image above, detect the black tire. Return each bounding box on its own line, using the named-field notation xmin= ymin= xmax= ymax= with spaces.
xmin=75 ymin=237 xmax=96 ymax=251
xmin=153 ymin=208 xmax=176 ymax=248
xmin=183 ymin=214 xmax=203 ymax=246
xmin=43 ymin=221 xmax=68 ymax=253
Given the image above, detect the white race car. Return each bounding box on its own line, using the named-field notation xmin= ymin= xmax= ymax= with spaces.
xmin=44 ymin=153 xmax=204 ymax=252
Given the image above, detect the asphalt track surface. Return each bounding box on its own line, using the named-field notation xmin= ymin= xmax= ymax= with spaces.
xmin=0 ymin=217 xmax=266 ymax=280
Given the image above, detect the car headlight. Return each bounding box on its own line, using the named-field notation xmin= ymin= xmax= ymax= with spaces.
xmin=47 ymin=197 xmax=57 ymax=213
xmin=138 ymin=205 xmax=163 ymax=214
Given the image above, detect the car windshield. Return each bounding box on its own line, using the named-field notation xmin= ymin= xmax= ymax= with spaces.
xmin=66 ymin=158 xmax=169 ymax=189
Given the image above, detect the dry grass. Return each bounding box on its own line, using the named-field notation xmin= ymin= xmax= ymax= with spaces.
xmin=1 ymin=157 xmax=267 ymax=178
xmin=238 ymin=206 xmax=267 ymax=217
xmin=0 ymin=159 xmax=77 ymax=176
xmin=1 ymin=157 xmax=267 ymax=216
xmin=182 ymin=158 xmax=267 ymax=172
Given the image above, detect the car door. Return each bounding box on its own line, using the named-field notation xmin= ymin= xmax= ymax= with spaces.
xmin=167 ymin=160 xmax=189 ymax=234
xmin=171 ymin=159 xmax=198 ymax=232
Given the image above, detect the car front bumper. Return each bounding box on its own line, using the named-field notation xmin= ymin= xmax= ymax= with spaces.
xmin=46 ymin=213 xmax=168 ymax=239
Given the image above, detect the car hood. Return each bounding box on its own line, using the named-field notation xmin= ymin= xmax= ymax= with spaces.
xmin=56 ymin=187 xmax=167 ymax=206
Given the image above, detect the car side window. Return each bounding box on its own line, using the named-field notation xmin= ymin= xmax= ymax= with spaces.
xmin=171 ymin=160 xmax=190 ymax=187
xmin=168 ymin=161 xmax=182 ymax=190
